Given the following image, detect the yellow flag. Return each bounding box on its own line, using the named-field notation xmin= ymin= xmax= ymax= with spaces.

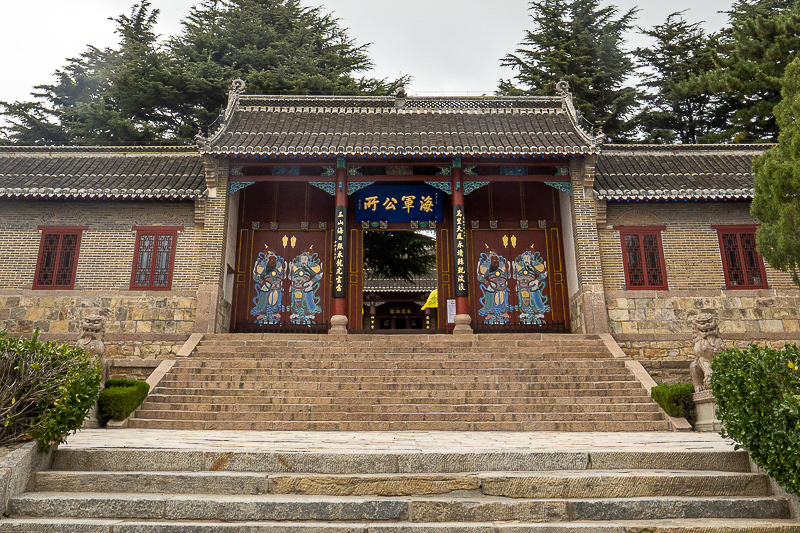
xmin=421 ymin=289 xmax=438 ymax=310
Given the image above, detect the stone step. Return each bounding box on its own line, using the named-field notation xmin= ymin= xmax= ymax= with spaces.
xmin=132 ymin=409 xmax=667 ymax=423
xmin=163 ymin=372 xmax=634 ymax=381
xmin=33 ymin=470 xmax=770 ymax=498
xmin=149 ymin=386 xmax=650 ymax=398
xmin=3 ymin=517 xmax=800 ymax=533
xmin=190 ymin=351 xmax=612 ymax=360
xmin=50 ymin=449 xmax=753 ymax=474
xmin=8 ymin=492 xmax=789 ymax=522
xmin=175 ymin=361 xmax=629 ymax=370
xmin=127 ymin=419 xmax=672 ymax=431
xmin=139 ymin=401 xmax=661 ymax=414
xmin=152 ymin=380 xmax=644 ymax=391
xmin=142 ymin=393 xmax=653 ymax=406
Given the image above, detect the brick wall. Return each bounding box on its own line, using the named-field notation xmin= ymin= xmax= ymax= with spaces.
xmin=0 ymin=198 xmax=205 ymax=345
xmin=600 ymin=201 xmax=800 ymax=368
xmin=567 ymin=157 xmax=608 ymax=333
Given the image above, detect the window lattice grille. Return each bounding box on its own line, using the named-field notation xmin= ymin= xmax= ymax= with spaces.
xmin=624 ymin=235 xmax=645 ymax=287
xmin=131 ymin=229 xmax=177 ymax=290
xmin=720 ymin=230 xmax=765 ymax=289
xmin=35 ymin=229 xmax=81 ymax=289
xmin=621 ymin=230 xmax=666 ymax=290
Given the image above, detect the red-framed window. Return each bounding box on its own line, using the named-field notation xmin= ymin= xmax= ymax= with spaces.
xmin=713 ymin=225 xmax=768 ymax=289
xmin=615 ymin=226 xmax=668 ymax=290
xmin=33 ymin=226 xmax=87 ymax=290
xmin=130 ymin=226 xmax=181 ymax=290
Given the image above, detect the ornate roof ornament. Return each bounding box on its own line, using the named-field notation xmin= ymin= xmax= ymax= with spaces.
xmin=555 ymin=80 xmax=571 ymax=98
xmin=395 ymin=84 xmax=407 ymax=109
xmin=230 ymin=78 xmax=246 ymax=95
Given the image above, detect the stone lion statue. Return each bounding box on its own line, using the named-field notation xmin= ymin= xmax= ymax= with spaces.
xmin=690 ymin=313 xmax=725 ymax=392
xmin=76 ymin=314 xmax=106 ymax=357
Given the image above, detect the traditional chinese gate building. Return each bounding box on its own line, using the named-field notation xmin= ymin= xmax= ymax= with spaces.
xmin=3 ymin=81 xmax=800 ymax=368
xmin=201 ymin=81 xmax=601 ymax=335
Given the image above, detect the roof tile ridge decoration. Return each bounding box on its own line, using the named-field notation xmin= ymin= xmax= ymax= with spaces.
xmin=601 ymin=143 xmax=774 ymax=155
xmin=0 ymin=146 xmax=200 ymax=156
xmin=554 ymin=81 xmax=603 ymax=151
xmin=198 ymin=78 xmax=247 ymax=151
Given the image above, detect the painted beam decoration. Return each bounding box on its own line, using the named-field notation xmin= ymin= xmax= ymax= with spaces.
xmin=355 ymin=185 xmax=443 ymax=222
xmin=454 ymin=205 xmax=468 ymax=297
xmin=333 ymin=206 xmax=347 ymax=298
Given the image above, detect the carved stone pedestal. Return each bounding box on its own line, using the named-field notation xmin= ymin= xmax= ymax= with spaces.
xmin=452 ymin=314 xmax=474 ymax=335
xmin=693 ymin=390 xmax=722 ymax=432
xmin=329 ymin=314 xmax=348 ymax=335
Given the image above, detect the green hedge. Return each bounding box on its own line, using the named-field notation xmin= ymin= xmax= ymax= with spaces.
xmin=650 ymin=383 xmax=696 ymax=426
xmin=0 ymin=330 xmax=102 ymax=452
xmin=711 ymin=344 xmax=800 ymax=496
xmin=98 ymin=379 xmax=150 ymax=425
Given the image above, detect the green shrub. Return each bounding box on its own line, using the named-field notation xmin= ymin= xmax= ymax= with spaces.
xmin=711 ymin=344 xmax=800 ymax=496
xmin=98 ymin=379 xmax=150 ymax=425
xmin=0 ymin=329 xmax=102 ymax=452
xmin=651 ymin=383 xmax=696 ymax=426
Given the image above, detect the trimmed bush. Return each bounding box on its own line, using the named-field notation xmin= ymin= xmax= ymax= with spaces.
xmin=0 ymin=329 xmax=102 ymax=452
xmin=711 ymin=344 xmax=800 ymax=496
xmin=98 ymin=379 xmax=150 ymax=425
xmin=651 ymin=383 xmax=696 ymax=426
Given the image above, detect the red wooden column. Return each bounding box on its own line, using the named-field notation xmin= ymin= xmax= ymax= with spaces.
xmin=331 ymin=156 xmax=349 ymax=333
xmin=451 ymin=157 xmax=473 ymax=334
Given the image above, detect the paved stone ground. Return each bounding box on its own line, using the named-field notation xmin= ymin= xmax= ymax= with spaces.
xmin=63 ymin=430 xmax=737 ymax=453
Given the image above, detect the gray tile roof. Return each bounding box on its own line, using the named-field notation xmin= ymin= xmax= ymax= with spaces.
xmin=363 ymin=277 xmax=438 ymax=293
xmin=594 ymin=145 xmax=770 ymax=201
xmin=0 ymin=147 xmax=206 ymax=200
xmin=199 ymin=94 xmax=601 ymax=157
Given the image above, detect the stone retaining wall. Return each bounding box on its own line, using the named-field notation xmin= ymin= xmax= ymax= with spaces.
xmin=0 ymin=291 xmax=197 ymax=337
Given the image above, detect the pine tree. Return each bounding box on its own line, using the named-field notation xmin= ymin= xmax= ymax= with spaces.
xmin=0 ymin=2 xmax=177 ymax=145
xmin=633 ymin=12 xmax=726 ymax=144
xmin=498 ymin=0 xmax=638 ymax=141
xmin=751 ymin=56 xmax=800 ymax=286
xmin=1 ymin=0 xmax=400 ymax=145
xmin=363 ymin=232 xmax=437 ymax=282
xmin=711 ymin=0 xmax=800 ymax=142
xmin=169 ymin=0 xmax=402 ymax=135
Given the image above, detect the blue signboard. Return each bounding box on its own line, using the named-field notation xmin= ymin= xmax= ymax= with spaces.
xmin=355 ymin=185 xmax=443 ymax=222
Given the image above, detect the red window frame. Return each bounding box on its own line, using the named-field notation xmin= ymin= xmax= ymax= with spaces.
xmin=712 ymin=225 xmax=768 ymax=290
xmin=33 ymin=226 xmax=87 ymax=290
xmin=615 ymin=225 xmax=668 ymax=290
xmin=130 ymin=226 xmax=182 ymax=290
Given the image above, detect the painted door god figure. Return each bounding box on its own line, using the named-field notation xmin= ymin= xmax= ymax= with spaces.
xmin=251 ymin=249 xmax=286 ymax=325
xmin=514 ymin=249 xmax=550 ymax=325
xmin=289 ymin=250 xmax=323 ymax=325
xmin=477 ymin=251 xmax=511 ymax=324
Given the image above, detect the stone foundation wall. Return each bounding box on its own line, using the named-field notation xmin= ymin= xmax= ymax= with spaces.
xmin=107 ymin=359 xmax=161 ymax=381
xmin=606 ymin=289 xmax=800 ymax=339
xmin=608 ymin=288 xmax=800 ymax=381
xmin=0 ymin=290 xmax=197 ymax=336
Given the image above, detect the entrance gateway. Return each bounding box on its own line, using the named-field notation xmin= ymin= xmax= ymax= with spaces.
xmin=200 ymin=80 xmax=600 ymax=334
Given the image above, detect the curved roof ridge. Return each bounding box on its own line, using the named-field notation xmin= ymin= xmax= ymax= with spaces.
xmin=602 ymin=143 xmax=773 ymax=155
xmin=198 ymin=80 xmax=602 ymax=156
xmin=0 ymin=145 xmax=199 ymax=155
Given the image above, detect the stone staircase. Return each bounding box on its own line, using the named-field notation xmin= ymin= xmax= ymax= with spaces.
xmin=128 ymin=333 xmax=672 ymax=431
xmin=3 ymin=444 xmax=797 ymax=531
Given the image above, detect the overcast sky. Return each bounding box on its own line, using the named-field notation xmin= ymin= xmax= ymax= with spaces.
xmin=1 ymin=0 xmax=737 ymax=104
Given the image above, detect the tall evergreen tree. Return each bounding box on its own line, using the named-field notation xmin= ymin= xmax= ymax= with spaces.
xmin=498 ymin=0 xmax=638 ymax=141
xmin=711 ymin=0 xmax=800 ymax=142
xmin=1 ymin=2 xmax=179 ymax=145
xmin=751 ymin=56 xmax=800 ymax=286
xmin=169 ymin=0 xmax=402 ymax=136
xmin=633 ymin=13 xmax=726 ymax=144
xmin=363 ymin=232 xmax=437 ymax=282
xmin=0 ymin=0 xmax=400 ymax=145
